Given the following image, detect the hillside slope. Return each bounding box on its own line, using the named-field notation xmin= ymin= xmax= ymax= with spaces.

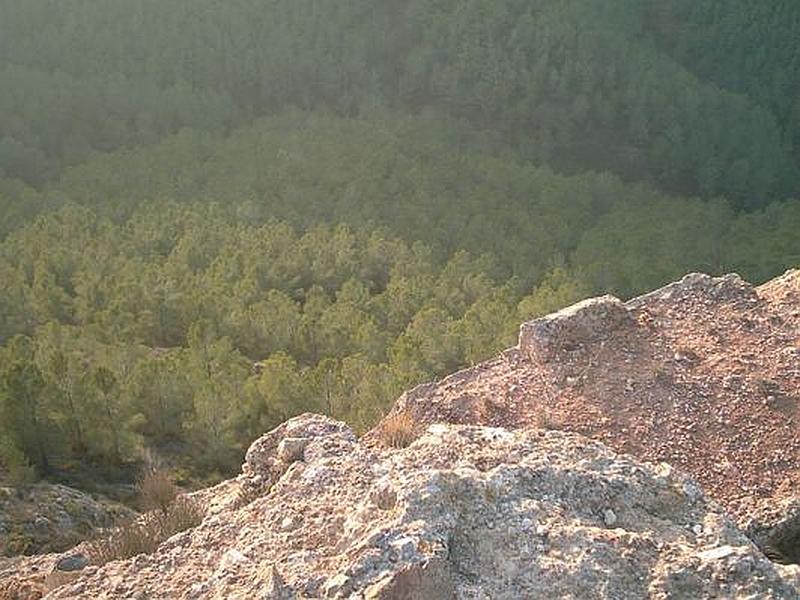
xmin=374 ymin=271 xmax=800 ymax=547
xmin=3 ymin=270 xmax=800 ymax=598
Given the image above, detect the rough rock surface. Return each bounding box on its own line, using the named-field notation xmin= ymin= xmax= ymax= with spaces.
xmin=0 ymin=483 xmax=133 ymax=557
xmin=15 ymin=414 xmax=800 ymax=599
xmin=519 ymin=295 xmax=633 ymax=363
xmin=375 ymin=272 xmax=800 ymax=533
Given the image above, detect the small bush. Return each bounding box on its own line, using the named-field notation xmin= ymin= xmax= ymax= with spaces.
xmin=136 ymin=469 xmax=178 ymax=515
xmin=155 ymin=495 xmax=205 ymax=534
xmin=86 ymin=473 xmax=205 ymax=566
xmin=85 ymin=516 xmax=161 ymax=565
xmin=379 ymin=411 xmax=416 ymax=449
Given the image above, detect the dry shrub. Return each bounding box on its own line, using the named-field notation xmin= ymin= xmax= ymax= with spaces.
xmin=137 ymin=469 xmax=178 ymax=514
xmin=379 ymin=411 xmax=416 ymax=449
xmin=87 ymin=473 xmax=205 ymax=566
xmin=85 ymin=515 xmax=162 ymax=566
xmin=157 ymin=495 xmax=205 ymax=534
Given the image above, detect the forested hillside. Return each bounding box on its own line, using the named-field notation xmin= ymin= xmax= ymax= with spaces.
xmin=1 ymin=0 xmax=798 ymax=203
xmin=0 ymin=0 xmax=798 ymax=487
xmin=1 ymin=203 xmax=587 ymax=480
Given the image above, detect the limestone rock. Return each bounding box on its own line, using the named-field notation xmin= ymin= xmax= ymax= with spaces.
xmin=36 ymin=417 xmax=799 ymax=598
xmin=260 ymin=563 xmax=296 ymax=599
xmin=627 ymin=271 xmax=756 ymax=308
xmin=237 ymin=414 xmax=356 ymax=505
xmin=277 ymin=438 xmax=309 ymax=464
xmin=364 ymin=558 xmax=455 ymax=599
xmin=518 ymin=294 xmax=632 ymax=362
xmin=744 ymin=495 xmax=800 ymax=565
xmin=0 ymin=483 xmax=133 ymax=557
xmin=0 ymin=575 xmax=48 ymax=600
xmin=382 ymin=270 xmax=800 ymax=555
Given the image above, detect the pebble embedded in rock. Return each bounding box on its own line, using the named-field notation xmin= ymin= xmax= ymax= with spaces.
xmin=56 ymin=554 xmax=89 ymax=572
xmin=603 ymin=509 xmax=618 ymax=527
xmin=278 ymin=437 xmax=309 ymax=464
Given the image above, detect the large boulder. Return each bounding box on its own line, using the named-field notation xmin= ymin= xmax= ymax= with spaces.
xmin=385 ymin=270 xmax=800 ymax=555
xmin=519 ymin=294 xmax=633 ymax=362
xmin=38 ymin=415 xmax=800 ymax=598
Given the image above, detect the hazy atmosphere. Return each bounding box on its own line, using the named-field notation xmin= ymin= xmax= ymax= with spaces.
xmin=1 ymin=2 xmax=800 ymax=587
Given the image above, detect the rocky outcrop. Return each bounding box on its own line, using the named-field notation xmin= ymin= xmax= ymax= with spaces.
xmin=14 ymin=414 xmax=797 ymax=599
xmin=0 ymin=483 xmax=133 ymax=557
xmin=519 ymin=294 xmax=633 ymax=362
xmin=379 ymin=272 xmax=800 ymax=538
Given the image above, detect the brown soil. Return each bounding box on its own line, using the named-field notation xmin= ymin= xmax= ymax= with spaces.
xmin=369 ymin=271 xmax=800 ymax=524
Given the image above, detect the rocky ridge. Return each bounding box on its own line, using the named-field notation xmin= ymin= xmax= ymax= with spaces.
xmin=376 ymin=271 xmax=800 ymax=545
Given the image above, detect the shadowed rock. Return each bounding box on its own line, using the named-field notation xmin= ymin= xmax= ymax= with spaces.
xmin=519 ymin=294 xmax=632 ymax=361
xmin=55 ymin=554 xmax=89 ymax=572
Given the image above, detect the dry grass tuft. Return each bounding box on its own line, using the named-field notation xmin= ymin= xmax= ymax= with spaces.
xmin=86 ymin=495 xmax=204 ymax=566
xmin=87 ymin=470 xmax=204 ymax=566
xmin=85 ymin=517 xmax=160 ymax=566
xmin=379 ymin=411 xmax=417 ymax=449
xmin=137 ymin=469 xmax=178 ymax=515
xmin=160 ymin=495 xmax=205 ymax=534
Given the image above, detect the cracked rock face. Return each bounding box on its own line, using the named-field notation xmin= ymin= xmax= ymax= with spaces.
xmin=38 ymin=415 xmax=800 ymax=599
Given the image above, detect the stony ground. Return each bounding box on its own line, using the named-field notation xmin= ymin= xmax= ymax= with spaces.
xmin=373 ymin=271 xmax=800 ymax=531
xmin=7 ymin=414 xmax=800 ymax=599
xmin=0 ymin=483 xmax=133 ymax=557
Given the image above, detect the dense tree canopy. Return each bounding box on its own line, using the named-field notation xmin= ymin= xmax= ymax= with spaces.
xmin=0 ymin=0 xmax=798 ymax=205
xmin=0 ymin=203 xmax=591 ymax=479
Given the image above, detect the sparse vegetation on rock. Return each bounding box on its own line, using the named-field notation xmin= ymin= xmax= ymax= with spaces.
xmin=84 ymin=470 xmax=204 ymax=567
xmin=85 ymin=494 xmax=204 ymax=567
xmin=377 ymin=411 xmax=417 ymax=449
xmin=136 ymin=469 xmax=178 ymax=516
